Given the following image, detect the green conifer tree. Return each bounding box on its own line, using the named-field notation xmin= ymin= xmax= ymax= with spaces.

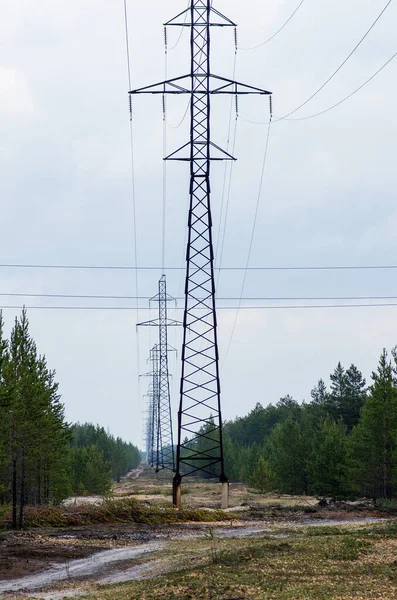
xmin=349 ymin=349 xmax=397 ymax=499
xmin=308 ymin=417 xmax=347 ymax=498
xmin=267 ymin=417 xmax=307 ymax=494
xmin=249 ymin=456 xmax=274 ymax=493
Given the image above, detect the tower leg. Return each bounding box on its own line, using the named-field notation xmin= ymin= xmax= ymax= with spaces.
xmin=173 ymin=474 xmax=182 ymax=508
xmin=221 ymin=481 xmax=229 ymax=510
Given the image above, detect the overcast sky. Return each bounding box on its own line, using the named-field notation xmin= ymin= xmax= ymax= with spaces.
xmin=1 ymin=0 xmax=396 ymax=448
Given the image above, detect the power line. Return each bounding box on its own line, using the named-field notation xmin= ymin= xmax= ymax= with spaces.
xmin=275 ymin=0 xmax=394 ymax=121
xmin=162 ymin=34 xmax=168 ymax=273
xmin=3 ymin=303 xmax=397 ymax=312
xmin=215 ymin=49 xmax=239 ymax=280
xmin=167 ymin=100 xmax=190 ymax=129
xmin=3 ymin=292 xmax=397 ymax=301
xmin=123 ymin=0 xmax=142 ymax=417
xmin=285 ymin=49 xmax=397 ymax=121
xmin=239 ymin=0 xmax=306 ymax=51
xmin=222 ymin=115 xmax=273 ymax=366
xmin=166 ymin=0 xmax=189 ymax=51
xmin=240 ymin=47 xmax=397 ymax=124
xmin=3 ymin=263 xmax=397 ymax=271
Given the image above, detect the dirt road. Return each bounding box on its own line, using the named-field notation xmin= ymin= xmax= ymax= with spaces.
xmin=0 ymin=516 xmax=389 ymax=597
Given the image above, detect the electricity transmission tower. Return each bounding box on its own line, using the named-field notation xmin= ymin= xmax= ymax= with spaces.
xmin=143 ymin=344 xmax=160 ymax=469
xmin=139 ymin=275 xmax=181 ymax=472
xmin=130 ymin=1 xmax=271 ymax=507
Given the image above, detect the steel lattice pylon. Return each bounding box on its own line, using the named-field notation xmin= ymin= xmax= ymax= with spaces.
xmin=130 ymin=1 xmax=271 ymax=507
xmin=143 ymin=344 xmax=160 ymax=470
xmin=139 ymin=275 xmax=181 ymax=472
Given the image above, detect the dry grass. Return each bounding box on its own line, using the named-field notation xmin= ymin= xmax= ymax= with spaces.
xmin=32 ymin=520 xmax=397 ymax=599
xmin=113 ymin=469 xmax=318 ymax=512
xmin=1 ymin=498 xmax=234 ymax=529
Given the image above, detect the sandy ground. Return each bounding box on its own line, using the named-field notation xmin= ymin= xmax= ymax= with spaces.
xmin=0 ymin=517 xmax=390 ymax=597
xmin=0 ymin=468 xmax=392 ymax=597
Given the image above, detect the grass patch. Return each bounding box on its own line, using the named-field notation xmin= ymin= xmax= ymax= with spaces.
xmin=53 ymin=521 xmax=397 ymax=599
xmin=0 ymin=499 xmax=235 ymax=529
xmin=376 ymin=498 xmax=397 ymax=514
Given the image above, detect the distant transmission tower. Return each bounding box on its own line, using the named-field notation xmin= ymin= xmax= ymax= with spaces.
xmin=138 ymin=275 xmax=181 ymax=471
xmin=130 ymin=1 xmax=271 ymax=507
xmin=142 ymin=344 xmax=159 ymax=470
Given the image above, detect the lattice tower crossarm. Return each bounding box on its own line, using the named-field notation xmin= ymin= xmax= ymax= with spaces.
xmin=130 ymin=0 xmax=272 ymax=507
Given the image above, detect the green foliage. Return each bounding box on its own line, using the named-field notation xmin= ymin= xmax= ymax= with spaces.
xmin=267 ymin=417 xmax=308 ymax=494
xmin=348 ymin=349 xmax=397 ymax=499
xmin=327 ymin=362 xmax=367 ymax=432
xmin=70 ymin=423 xmax=140 ymax=494
xmin=308 ymin=417 xmax=347 ymax=498
xmin=221 ymin=353 xmax=397 ymax=501
xmin=0 ymin=309 xmax=71 ymax=527
xmin=249 ymin=456 xmax=273 ymax=493
xmin=180 ymin=417 xmax=221 ymax=479
xmin=0 ymin=310 xmax=141 ymax=529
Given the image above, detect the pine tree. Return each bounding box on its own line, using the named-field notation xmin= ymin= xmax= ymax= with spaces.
xmin=328 ymin=362 xmax=366 ymax=432
xmin=328 ymin=362 xmax=347 ymax=422
xmin=276 ymin=395 xmax=301 ymax=422
xmin=249 ymin=456 xmax=273 ymax=493
xmin=308 ymin=417 xmax=347 ymax=498
xmin=1 ymin=310 xmax=71 ymax=526
xmin=344 ymin=365 xmax=367 ymax=432
xmin=267 ymin=417 xmax=307 ymax=494
xmin=242 ymin=443 xmax=262 ymax=484
xmin=223 ymin=432 xmax=241 ymax=482
xmin=310 ymin=379 xmax=328 ymax=406
xmin=349 ymin=349 xmax=397 ymax=499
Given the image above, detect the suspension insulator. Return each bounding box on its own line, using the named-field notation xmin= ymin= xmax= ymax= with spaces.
xmin=164 ymin=27 xmax=168 ymax=52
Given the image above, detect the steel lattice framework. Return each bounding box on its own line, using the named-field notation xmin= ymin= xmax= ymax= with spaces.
xmin=143 ymin=344 xmax=160 ymax=469
xmin=139 ymin=275 xmax=181 ymax=472
xmin=130 ymin=0 xmax=271 ymax=507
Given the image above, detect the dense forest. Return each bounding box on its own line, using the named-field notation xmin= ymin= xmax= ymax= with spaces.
xmin=0 ymin=310 xmax=140 ymax=528
xmin=70 ymin=423 xmax=141 ymax=494
xmin=220 ymin=350 xmax=397 ymax=501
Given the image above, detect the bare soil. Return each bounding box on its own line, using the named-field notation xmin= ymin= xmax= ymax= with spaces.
xmin=0 ymin=468 xmax=391 ymax=592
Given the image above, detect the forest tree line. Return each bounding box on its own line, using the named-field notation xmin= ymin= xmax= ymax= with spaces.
xmin=219 ymin=349 xmax=397 ymax=500
xmin=0 ymin=310 xmax=140 ymax=528
xmin=186 ymin=348 xmax=397 ymax=501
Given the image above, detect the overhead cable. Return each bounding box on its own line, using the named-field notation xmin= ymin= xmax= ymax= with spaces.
xmin=124 ymin=0 xmax=141 ymax=411
xmin=240 ymin=47 xmax=397 ymax=124
xmin=276 ymin=0 xmax=394 ymax=121
xmin=2 ymin=303 xmax=397 ymax=312
xmin=4 ymin=263 xmax=397 ymax=271
xmin=167 ymin=0 xmax=189 ymax=51
xmin=215 ymin=50 xmax=239 ymax=280
xmin=286 ymin=49 xmax=397 ymax=121
xmin=222 ymin=113 xmax=273 ymax=367
xmin=239 ymin=0 xmax=306 ymax=51
xmin=2 ymin=292 xmax=397 ymax=301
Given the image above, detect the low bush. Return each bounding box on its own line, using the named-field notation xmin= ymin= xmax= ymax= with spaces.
xmin=0 ymin=498 xmax=234 ymax=529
